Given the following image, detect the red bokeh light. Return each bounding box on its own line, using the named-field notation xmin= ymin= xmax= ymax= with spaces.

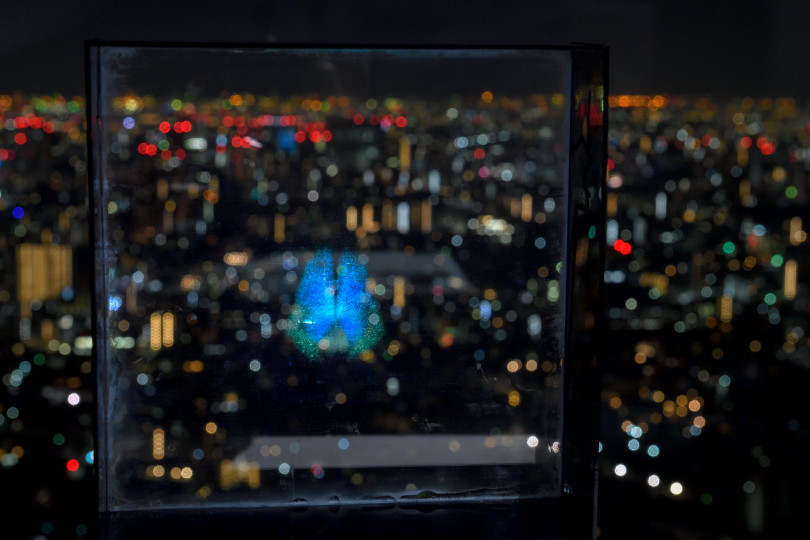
xmin=613 ymin=239 xmax=632 ymax=255
xmin=66 ymin=459 xmax=79 ymax=472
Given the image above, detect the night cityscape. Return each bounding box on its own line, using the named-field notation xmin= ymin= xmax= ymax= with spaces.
xmin=2 ymin=83 xmax=810 ymax=537
xmin=3 ymin=3 xmax=810 ymax=539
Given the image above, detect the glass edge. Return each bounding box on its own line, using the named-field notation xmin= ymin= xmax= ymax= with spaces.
xmin=86 ymin=43 xmax=111 ymax=515
xmin=561 ymin=45 xmax=608 ymax=540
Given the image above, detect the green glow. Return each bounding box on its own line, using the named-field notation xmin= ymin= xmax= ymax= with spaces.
xmin=722 ymin=241 xmax=735 ymax=254
xmin=785 ymin=186 xmax=798 ymax=199
xmin=701 ymin=493 xmax=713 ymax=505
xmin=764 ymin=293 xmax=777 ymax=305
xmin=170 ymin=99 xmax=183 ymax=111
xmin=771 ymin=254 xmax=784 ymax=267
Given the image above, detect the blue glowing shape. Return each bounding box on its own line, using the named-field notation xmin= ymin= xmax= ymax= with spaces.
xmin=287 ymin=249 xmax=383 ymax=360
xmin=12 ymin=206 xmax=24 ymax=219
xmin=122 ymin=116 xmax=135 ymax=129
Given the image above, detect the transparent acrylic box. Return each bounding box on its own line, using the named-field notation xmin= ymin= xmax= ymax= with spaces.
xmin=87 ymin=44 xmax=607 ymax=538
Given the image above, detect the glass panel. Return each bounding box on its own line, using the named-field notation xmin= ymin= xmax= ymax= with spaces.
xmin=90 ymin=46 xmax=574 ymax=512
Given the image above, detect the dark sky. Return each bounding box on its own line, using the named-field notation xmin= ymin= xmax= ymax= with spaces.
xmin=3 ymin=0 xmax=810 ymax=97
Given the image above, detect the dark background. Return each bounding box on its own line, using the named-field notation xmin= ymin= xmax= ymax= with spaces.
xmin=4 ymin=0 xmax=810 ymax=97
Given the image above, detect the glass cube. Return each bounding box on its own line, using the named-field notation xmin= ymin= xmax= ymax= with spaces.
xmin=87 ymin=44 xmax=607 ymax=538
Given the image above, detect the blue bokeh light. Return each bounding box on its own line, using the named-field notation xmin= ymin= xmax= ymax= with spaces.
xmin=108 ymin=296 xmax=122 ymax=311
